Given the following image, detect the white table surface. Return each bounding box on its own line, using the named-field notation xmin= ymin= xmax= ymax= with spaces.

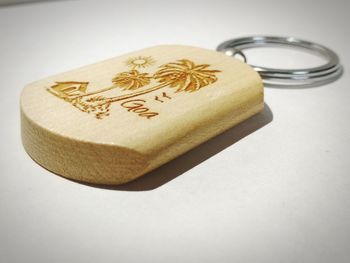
xmin=1 ymin=0 xmax=349 ymax=262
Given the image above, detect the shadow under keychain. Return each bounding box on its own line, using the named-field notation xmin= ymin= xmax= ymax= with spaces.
xmin=20 ymin=36 xmax=343 ymax=185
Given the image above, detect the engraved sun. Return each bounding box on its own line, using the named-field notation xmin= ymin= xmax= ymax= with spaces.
xmin=126 ymin=56 xmax=155 ymax=69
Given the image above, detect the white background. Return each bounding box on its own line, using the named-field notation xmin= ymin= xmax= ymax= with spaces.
xmin=0 ymin=0 xmax=349 ymax=262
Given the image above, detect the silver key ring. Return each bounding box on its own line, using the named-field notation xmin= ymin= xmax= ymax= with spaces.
xmin=217 ymin=36 xmax=343 ymax=88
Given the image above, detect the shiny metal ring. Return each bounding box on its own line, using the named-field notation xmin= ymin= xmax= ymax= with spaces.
xmin=217 ymin=36 xmax=343 ymax=87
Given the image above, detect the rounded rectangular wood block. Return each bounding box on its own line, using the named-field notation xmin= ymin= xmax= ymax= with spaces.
xmin=20 ymin=45 xmax=264 ymax=185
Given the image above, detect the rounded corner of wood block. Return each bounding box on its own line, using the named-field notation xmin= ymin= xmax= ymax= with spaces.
xmin=20 ymin=110 xmax=150 ymax=185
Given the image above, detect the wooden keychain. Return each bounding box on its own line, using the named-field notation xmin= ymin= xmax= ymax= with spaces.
xmin=20 ymin=36 xmax=342 ymax=185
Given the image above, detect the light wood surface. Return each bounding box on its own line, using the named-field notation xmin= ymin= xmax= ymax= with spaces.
xmin=20 ymin=45 xmax=263 ymax=185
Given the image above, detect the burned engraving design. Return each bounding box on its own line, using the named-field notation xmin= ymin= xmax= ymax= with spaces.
xmin=47 ymin=57 xmax=221 ymax=119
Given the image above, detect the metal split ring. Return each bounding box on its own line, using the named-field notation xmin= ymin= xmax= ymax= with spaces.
xmin=217 ymin=36 xmax=343 ymax=88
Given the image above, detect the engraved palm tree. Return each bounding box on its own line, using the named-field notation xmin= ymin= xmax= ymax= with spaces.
xmin=105 ymin=59 xmax=221 ymax=103
xmin=154 ymin=59 xmax=220 ymax=92
xmin=113 ymin=70 xmax=151 ymax=90
xmin=74 ymin=70 xmax=152 ymax=98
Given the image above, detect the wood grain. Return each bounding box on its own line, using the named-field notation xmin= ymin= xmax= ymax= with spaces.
xmin=20 ymin=45 xmax=264 ymax=185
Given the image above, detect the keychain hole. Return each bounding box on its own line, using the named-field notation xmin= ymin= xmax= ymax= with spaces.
xmin=224 ymin=48 xmax=247 ymax=62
